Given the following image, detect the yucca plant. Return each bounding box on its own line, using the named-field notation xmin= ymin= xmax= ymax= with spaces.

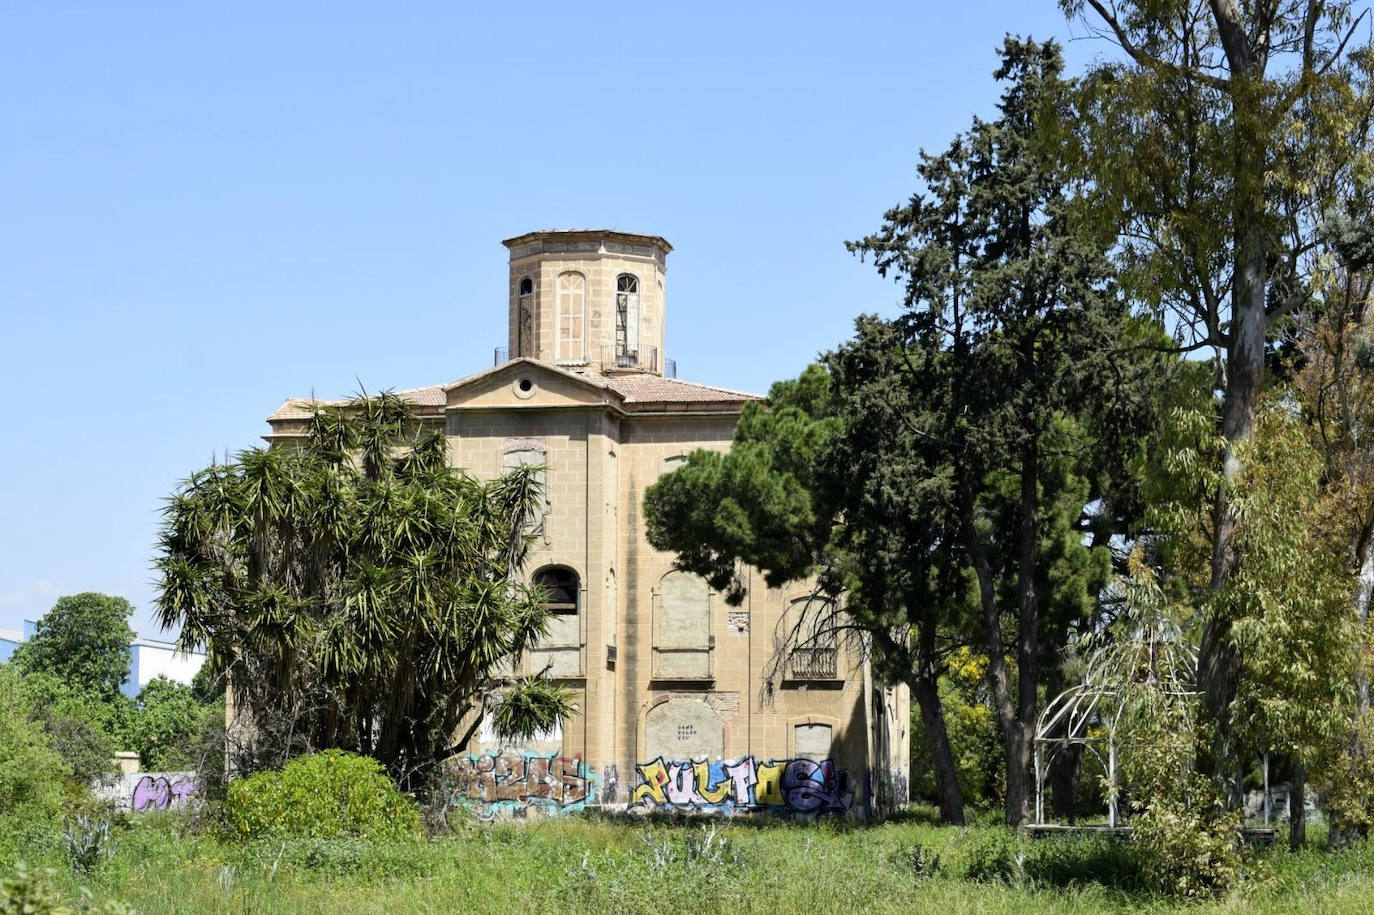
xmin=155 ymin=392 xmax=573 ymax=790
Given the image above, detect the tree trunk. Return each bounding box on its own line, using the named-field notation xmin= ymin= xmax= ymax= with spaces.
xmin=1197 ymin=63 xmax=1269 ymax=778
xmin=961 ymin=495 xmax=1018 ymax=822
xmin=913 ymin=622 xmax=965 ymax=825
xmin=1290 ymin=762 xmax=1307 ymax=850
xmin=1007 ymin=434 xmax=1042 ymax=829
xmin=1049 ymin=744 xmax=1082 ymax=823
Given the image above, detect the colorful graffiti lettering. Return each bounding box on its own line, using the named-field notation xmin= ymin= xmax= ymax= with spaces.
xmin=131 ymin=774 xmax=198 ymax=812
xmin=630 ymin=756 xmax=852 ymax=815
xmin=448 ymin=750 xmax=597 ymax=819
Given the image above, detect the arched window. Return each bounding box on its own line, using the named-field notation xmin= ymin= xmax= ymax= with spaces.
xmin=557 ymin=272 xmax=585 ymax=362
xmin=534 ymin=566 xmax=579 ymax=613
xmin=615 ymin=274 xmax=639 ymax=365
xmin=531 ymin=566 xmax=581 ymax=676
xmin=517 ymin=277 xmax=534 ymax=357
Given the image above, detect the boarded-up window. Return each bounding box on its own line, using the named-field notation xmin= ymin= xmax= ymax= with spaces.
xmin=644 ymin=698 xmax=724 ymax=762
xmin=502 ymin=445 xmax=547 ymax=536
xmin=655 ymin=571 xmax=712 ymax=678
xmin=530 ymin=566 xmax=581 ymax=677
xmin=794 ymin=722 xmax=833 ymax=759
xmin=557 ymin=272 xmax=585 ymax=362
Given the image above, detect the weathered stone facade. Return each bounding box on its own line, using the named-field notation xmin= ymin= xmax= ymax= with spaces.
xmin=267 ymin=230 xmax=909 ymax=818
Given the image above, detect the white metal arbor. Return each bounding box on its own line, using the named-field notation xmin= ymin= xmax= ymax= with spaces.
xmin=1031 ymin=575 xmax=1200 ymax=832
xmin=1032 ymin=682 xmax=1126 ymax=829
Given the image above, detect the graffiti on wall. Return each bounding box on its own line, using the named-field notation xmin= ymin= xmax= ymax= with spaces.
xmin=92 ymin=772 xmax=199 ymax=812
xmin=132 ymin=774 xmax=198 ymax=811
xmin=448 ymin=749 xmax=597 ymax=819
xmin=630 ymin=756 xmax=852 ymax=815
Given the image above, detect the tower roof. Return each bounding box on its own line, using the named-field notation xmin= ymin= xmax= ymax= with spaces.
xmin=501 ymin=229 xmax=672 ymax=257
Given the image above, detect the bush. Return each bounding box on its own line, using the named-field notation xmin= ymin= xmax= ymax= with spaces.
xmin=224 ymin=750 xmax=422 ymax=841
xmin=19 ymin=670 xmax=125 ymax=786
xmin=0 ymin=665 xmax=70 ymax=832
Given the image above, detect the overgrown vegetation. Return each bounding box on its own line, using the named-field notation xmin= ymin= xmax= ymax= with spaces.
xmin=223 ymin=751 xmax=423 ymax=841
xmin=3 ymin=812 xmax=1374 ymax=914
xmin=154 ymin=391 xmax=573 ymax=789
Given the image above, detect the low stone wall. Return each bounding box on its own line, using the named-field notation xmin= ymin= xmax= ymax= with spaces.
xmin=94 ymin=772 xmax=199 ymax=813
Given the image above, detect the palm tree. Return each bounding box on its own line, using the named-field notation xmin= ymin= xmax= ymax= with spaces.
xmin=155 ymin=392 xmax=572 ymax=789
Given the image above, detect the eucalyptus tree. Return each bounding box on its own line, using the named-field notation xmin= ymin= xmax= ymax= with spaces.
xmin=1061 ymin=0 xmax=1374 ymax=762
xmin=155 ymin=392 xmax=572 ymax=787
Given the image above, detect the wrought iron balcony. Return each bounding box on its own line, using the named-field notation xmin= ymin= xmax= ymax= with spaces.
xmin=787 ymin=646 xmax=839 ymax=680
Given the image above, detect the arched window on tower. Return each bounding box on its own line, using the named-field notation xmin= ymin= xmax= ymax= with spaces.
xmin=517 ymin=276 xmax=534 ymax=357
xmin=557 ymin=272 xmax=585 ymax=362
xmin=530 ymin=566 xmax=582 ymax=677
xmin=615 ymin=274 xmax=639 ymax=367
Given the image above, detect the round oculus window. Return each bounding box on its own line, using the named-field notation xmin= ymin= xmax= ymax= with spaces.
xmin=514 ymin=376 xmax=536 ymax=399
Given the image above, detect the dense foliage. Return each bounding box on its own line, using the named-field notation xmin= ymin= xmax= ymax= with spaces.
xmin=13 ymin=594 xmax=134 ymax=704
xmin=0 ymin=665 xmax=70 ymax=835
xmin=224 ymin=750 xmax=423 ymax=841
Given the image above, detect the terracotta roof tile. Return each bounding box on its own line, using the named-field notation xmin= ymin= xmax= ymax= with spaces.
xmin=602 ymin=375 xmax=759 ymax=404
xmin=267 ymin=385 xmax=448 ymax=422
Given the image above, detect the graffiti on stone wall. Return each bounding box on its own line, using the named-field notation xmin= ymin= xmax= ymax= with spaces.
xmin=132 ymin=774 xmax=198 ymax=811
xmin=447 ymin=749 xmax=597 ymax=819
xmin=92 ymin=773 xmax=199 ymax=812
xmin=630 ymin=756 xmax=853 ymax=815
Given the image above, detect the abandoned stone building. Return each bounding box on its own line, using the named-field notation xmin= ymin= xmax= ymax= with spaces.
xmin=266 ymin=229 xmax=909 ymax=817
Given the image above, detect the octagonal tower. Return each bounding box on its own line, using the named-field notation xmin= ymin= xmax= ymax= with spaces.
xmin=502 ymin=229 xmax=671 ymax=375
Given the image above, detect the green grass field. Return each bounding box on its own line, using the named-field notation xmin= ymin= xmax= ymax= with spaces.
xmin=11 ymin=809 xmax=1374 ymax=914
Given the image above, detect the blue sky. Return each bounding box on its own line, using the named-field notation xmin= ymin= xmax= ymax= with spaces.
xmin=0 ymin=2 xmax=1107 ymax=636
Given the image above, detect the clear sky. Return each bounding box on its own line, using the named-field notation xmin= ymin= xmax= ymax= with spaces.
xmin=0 ymin=1 xmax=1109 ymax=636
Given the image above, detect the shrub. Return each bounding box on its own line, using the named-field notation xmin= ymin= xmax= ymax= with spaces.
xmin=62 ymin=813 xmax=114 ymax=875
xmin=19 ymin=670 xmax=125 ymax=785
xmin=224 ymin=750 xmax=422 ymax=841
xmin=1 ymin=863 xmax=69 ymax=915
xmin=0 ymin=665 xmax=70 ymax=831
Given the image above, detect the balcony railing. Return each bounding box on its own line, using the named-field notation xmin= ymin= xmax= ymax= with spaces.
xmin=493 ymin=344 xmax=670 ymax=375
xmin=787 ymin=646 xmax=838 ymax=680
xmin=601 ymin=345 xmax=658 ymax=373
